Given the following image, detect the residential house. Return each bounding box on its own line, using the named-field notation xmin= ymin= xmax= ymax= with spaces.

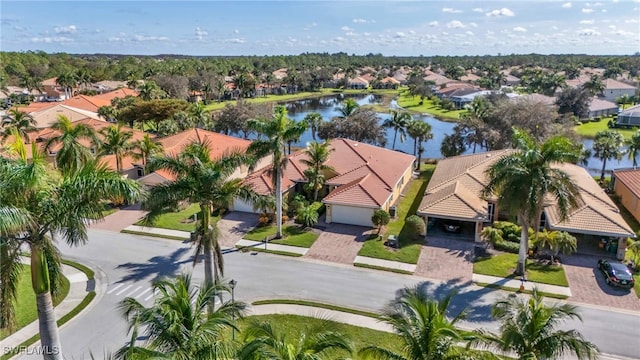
xmin=449 ymin=89 xmax=490 ymax=109
xmin=612 ymin=169 xmax=640 ymax=225
xmin=93 ymin=80 xmax=128 ymax=93
xmin=602 ymin=78 xmax=637 ymax=103
xmin=501 ymin=73 xmax=521 ymax=86
xmin=516 ymin=93 xmax=557 ymax=106
xmin=378 ymin=77 xmax=401 ymax=89
xmin=587 ymin=98 xmax=619 ymax=119
xmin=417 ymin=150 xmax=635 ymax=259
xmin=24 ymin=104 xmax=102 ymax=128
xmin=348 ymin=77 xmax=370 ymax=89
xmin=61 ymin=95 xmax=111 ymax=113
xmin=41 ymin=77 xmax=66 ymax=101
xmin=460 ymin=72 xmax=481 ymax=84
xmin=616 ymin=104 xmax=640 ymax=127
xmin=235 ymin=138 xmax=415 ymax=227
xmin=91 ymin=88 xmax=139 ymax=103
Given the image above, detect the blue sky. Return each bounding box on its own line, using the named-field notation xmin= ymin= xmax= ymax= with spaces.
xmin=1 ymin=1 xmax=639 ymax=56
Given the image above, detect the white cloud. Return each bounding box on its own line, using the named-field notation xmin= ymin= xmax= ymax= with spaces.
xmin=303 ymin=22 xmax=317 ymax=31
xmin=363 ymin=32 xmax=371 ymax=36
xmin=582 ymin=8 xmax=595 ymax=13
xmin=442 ymin=7 xmax=462 ymax=13
xmin=408 ymin=30 xmax=416 ymax=35
xmin=465 ymin=30 xmax=474 ymax=36
xmin=133 ymin=34 xmax=169 ymax=41
xmin=225 ymin=38 xmax=246 ymax=44
xmin=394 ymin=32 xmax=406 ymax=38
xmin=472 ymin=7 xmax=484 ymax=12
xmin=195 ymin=27 xmax=208 ymax=40
xmin=332 ymin=36 xmax=346 ymax=43
xmin=513 ymin=26 xmax=527 ymax=32
xmin=552 ymin=26 xmax=559 ymax=30
xmin=31 ymin=36 xmax=73 ymax=43
xmin=352 ymin=18 xmax=367 ymax=23
xmin=580 ymin=19 xmax=595 ymax=24
xmin=486 ymin=8 xmax=515 ymax=17
xmin=446 ymin=20 xmax=465 ymax=29
xmin=341 ymin=26 xmax=353 ymax=31
xmin=234 ymin=29 xmax=239 ymax=34
xmin=578 ymin=28 xmax=600 ymax=36
xmin=625 ymin=18 xmax=639 ymax=23
xmin=54 ymin=25 xmax=76 ymax=34
xmin=562 ymin=2 xmax=572 ymax=8
xmin=428 ymin=21 xmax=439 ymax=27
xmin=469 ymin=22 xmax=478 ymax=28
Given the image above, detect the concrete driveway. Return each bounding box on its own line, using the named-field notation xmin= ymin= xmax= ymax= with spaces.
xmin=304 ymin=223 xmax=372 ymax=264
xmin=89 ymin=204 xmax=147 ymax=232
xmin=415 ymin=236 xmax=474 ymax=284
xmin=217 ymin=211 xmax=259 ymax=248
xmin=563 ymin=254 xmax=640 ymax=311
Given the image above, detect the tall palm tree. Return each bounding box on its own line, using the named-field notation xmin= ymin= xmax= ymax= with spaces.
xmin=116 ymin=273 xmax=244 ymax=360
xmin=143 ymin=140 xmax=260 ymax=312
xmin=0 ymin=136 xmax=141 ymax=359
xmin=625 ymin=130 xmax=640 ymax=167
xmin=406 ymin=119 xmax=433 ymax=170
xmin=1 ymin=109 xmax=37 ymax=144
xmin=99 ymin=124 xmax=134 ymax=173
xmin=359 ymin=286 xmax=479 ymax=360
xmin=97 ymin=105 xmax=118 ymax=123
xmin=137 ymin=81 xmax=164 ymax=101
xmin=190 ymin=102 xmax=211 ymax=128
xmin=303 ymin=112 xmax=323 ymax=141
xmin=248 ymin=106 xmax=307 ymax=239
xmin=43 ymin=115 xmax=100 ymax=174
xmin=383 ymin=110 xmax=411 ymax=150
xmin=132 ymin=133 xmax=163 ymax=168
xmin=55 ymin=72 xmax=77 ymax=99
xmin=335 ymin=98 xmax=360 ymax=119
xmin=592 ymin=130 xmax=624 ymax=184
xmin=582 ymin=75 xmax=605 ymax=96
xmin=238 ymin=319 xmax=354 ymax=360
xmin=301 ymin=141 xmax=335 ymax=201
xmin=473 ymin=289 xmax=598 ymax=360
xmin=482 ymin=129 xmax=582 ymax=275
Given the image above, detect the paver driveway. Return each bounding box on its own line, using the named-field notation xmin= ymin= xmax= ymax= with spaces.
xmin=563 ymin=254 xmax=640 ymax=311
xmin=415 ymin=236 xmax=474 ymax=284
xmin=305 ymin=223 xmax=371 ymax=264
xmin=217 ymin=212 xmax=259 ymax=248
xmin=89 ymin=204 xmax=146 ymax=232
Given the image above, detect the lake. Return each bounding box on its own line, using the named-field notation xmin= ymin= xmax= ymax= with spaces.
xmin=281 ymin=94 xmax=635 ymax=175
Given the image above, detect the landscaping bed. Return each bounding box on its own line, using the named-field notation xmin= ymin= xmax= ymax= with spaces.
xmin=473 ymin=253 xmax=569 ymax=287
xmin=243 ymin=224 xmax=319 ymax=248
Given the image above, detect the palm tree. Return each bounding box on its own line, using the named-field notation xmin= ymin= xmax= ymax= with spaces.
xmin=0 ymin=136 xmax=141 ymax=359
xmin=359 ymin=286 xmax=478 ymax=360
xmin=406 ymin=119 xmax=433 ymax=170
xmin=117 ymin=273 xmax=245 ymax=360
xmin=132 ymin=133 xmax=163 ymax=168
xmin=383 ymin=110 xmax=411 ymax=150
xmin=238 ymin=319 xmax=354 ymax=360
xmin=592 ymin=130 xmax=624 ymax=184
xmin=99 ymin=124 xmax=134 ymax=173
xmin=482 ymin=129 xmax=582 ymax=275
xmin=335 ymin=98 xmax=360 ymax=119
xmin=1 ymin=109 xmax=37 ymax=144
xmin=97 ymin=105 xmax=118 ymax=123
xmin=248 ymin=106 xmax=307 ymax=239
xmin=55 ymin=72 xmax=77 ymax=99
xmin=583 ymin=75 xmax=605 ymax=96
xmin=481 ymin=226 xmax=504 ymax=247
xmin=537 ymin=231 xmax=577 ymax=263
xmin=137 ymin=81 xmax=164 ymax=101
xmin=625 ymin=130 xmax=640 ymax=167
xmin=190 ymin=102 xmax=211 ymax=128
xmin=473 ymin=289 xmax=598 ymax=360
xmin=43 ymin=115 xmax=100 ymax=174
xmin=143 ymin=140 xmax=260 ymax=312
xmin=301 ymin=141 xmax=335 ymax=201
xmin=303 ymin=112 xmax=323 ymax=141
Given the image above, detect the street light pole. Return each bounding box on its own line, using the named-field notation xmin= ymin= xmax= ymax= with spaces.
xmin=229 ymin=279 xmax=237 ymax=340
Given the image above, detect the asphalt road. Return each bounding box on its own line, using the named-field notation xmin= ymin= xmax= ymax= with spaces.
xmin=16 ymin=229 xmax=640 ymax=359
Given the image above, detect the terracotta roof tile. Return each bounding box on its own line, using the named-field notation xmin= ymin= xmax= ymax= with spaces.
xmin=418 ymin=181 xmax=488 ymax=220
xmin=614 ymin=169 xmax=640 ymax=200
xmin=61 ymin=95 xmax=111 ymax=112
xmin=157 ymin=129 xmax=251 ymax=159
xmin=91 ymin=88 xmax=139 ymax=102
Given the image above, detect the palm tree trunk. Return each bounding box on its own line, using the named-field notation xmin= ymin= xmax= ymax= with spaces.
xmin=600 ymin=158 xmax=607 ymax=184
xmin=516 ymin=214 xmax=529 ymax=276
xmin=312 ymin=128 xmax=317 ymax=141
xmin=392 ymin=130 xmax=397 ymax=149
xmin=275 ymin=169 xmax=283 ymax=239
xmin=31 ymin=247 xmax=62 ymax=360
xmin=313 ymin=178 xmax=319 ymax=201
xmin=200 ymin=204 xmax=216 ymax=313
xmin=413 ymin=138 xmax=417 ymax=157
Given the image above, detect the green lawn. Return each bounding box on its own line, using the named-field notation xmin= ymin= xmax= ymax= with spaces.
xmin=396 ymin=92 xmax=465 ymax=120
xmin=0 ymin=265 xmax=70 ymax=339
xmin=473 ymin=253 xmax=569 ymax=287
xmin=574 ymin=119 xmax=638 ymax=140
xmin=357 ymin=165 xmax=436 ymax=264
xmin=243 ymin=224 xmax=319 ymax=248
xmin=237 ymin=314 xmax=403 ymax=354
xmin=134 ymin=203 xmax=207 ymax=232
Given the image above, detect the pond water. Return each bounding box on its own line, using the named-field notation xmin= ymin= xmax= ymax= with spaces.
xmin=281 ymin=94 xmax=636 ymax=175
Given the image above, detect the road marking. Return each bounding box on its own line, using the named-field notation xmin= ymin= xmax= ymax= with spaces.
xmin=144 ymin=290 xmax=156 ymax=301
xmin=115 ymin=285 xmax=132 ymax=296
xmin=106 ymin=284 xmax=124 ymax=295
xmin=125 ymin=286 xmax=142 ymax=297
xmin=135 ymin=288 xmax=152 ymax=299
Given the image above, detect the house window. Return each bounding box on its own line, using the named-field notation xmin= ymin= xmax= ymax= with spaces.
xmin=539 ymin=212 xmax=547 ymax=230
xmin=90 ymin=148 xmax=96 ymax=155
xmin=137 ymin=168 xmax=144 ymax=177
xmin=487 ymin=203 xmax=495 ymax=222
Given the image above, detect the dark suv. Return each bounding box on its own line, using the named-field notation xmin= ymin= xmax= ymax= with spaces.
xmin=597 ymin=259 xmax=635 ymax=289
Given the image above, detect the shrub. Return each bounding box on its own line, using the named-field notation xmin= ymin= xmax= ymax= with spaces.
xmin=258 ymin=212 xmax=274 ymax=227
xmin=405 ymin=215 xmax=426 ymax=238
xmin=371 ymin=209 xmax=390 ymax=234
xmin=493 ymin=240 xmax=520 ymax=254
xmin=296 ymin=205 xmax=319 ymax=228
xmin=310 ymin=201 xmax=326 ymax=216
xmin=289 ymin=194 xmax=307 ymax=217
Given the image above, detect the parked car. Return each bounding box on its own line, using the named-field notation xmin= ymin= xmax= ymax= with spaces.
xmin=441 ymin=220 xmax=462 ymax=233
xmin=597 ymin=259 xmax=635 ymax=289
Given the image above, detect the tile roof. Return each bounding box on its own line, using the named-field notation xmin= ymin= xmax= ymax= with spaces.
xmin=61 ymin=95 xmax=111 ymax=112
xmin=157 ymin=128 xmax=252 ymax=159
xmin=604 ymin=78 xmax=637 ymax=90
xmin=244 ymin=138 xmax=415 ymax=208
xmin=29 ymin=104 xmax=102 ymax=128
xmin=589 ymin=98 xmax=618 ymax=112
xmin=614 ymin=168 xmax=640 ymax=200
xmin=419 ymin=150 xmax=635 ymax=237
xmin=91 ymin=88 xmax=139 ymax=102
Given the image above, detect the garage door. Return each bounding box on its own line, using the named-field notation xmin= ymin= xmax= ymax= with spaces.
xmin=331 ymin=205 xmax=374 ymax=227
xmin=233 ymin=198 xmax=259 ymax=213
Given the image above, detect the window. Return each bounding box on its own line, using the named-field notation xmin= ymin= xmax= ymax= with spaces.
xmin=539 ymin=212 xmax=547 ymax=230
xmin=487 ymin=203 xmax=495 ymax=222
xmin=137 ymin=168 xmax=144 ymax=177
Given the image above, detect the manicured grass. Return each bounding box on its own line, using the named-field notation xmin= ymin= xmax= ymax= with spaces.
xmin=238 ymin=314 xmax=403 ymax=354
xmin=357 ymin=165 xmax=436 ymax=264
xmin=251 ymin=299 xmax=380 ymax=319
xmin=243 ymin=224 xmax=319 ymax=248
xmin=396 ymin=92 xmax=465 ymax=120
xmin=121 ymin=229 xmax=189 ymax=241
xmin=135 ymin=203 xmax=208 ymax=232
xmin=474 ymin=282 xmax=569 ymax=300
xmin=574 ymin=119 xmax=637 ymax=140
xmin=0 ymin=265 xmax=70 ymax=339
xmin=353 ymin=262 xmax=415 ymax=275
xmin=474 ymin=253 xmax=569 ymax=287
xmin=236 ymin=246 xmax=303 ymax=257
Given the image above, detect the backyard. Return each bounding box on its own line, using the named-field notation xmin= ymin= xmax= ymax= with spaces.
xmin=396 ymin=92 xmax=465 ymax=120
xmin=357 ymin=165 xmax=435 ymax=264
xmin=574 ymin=117 xmax=638 ymax=139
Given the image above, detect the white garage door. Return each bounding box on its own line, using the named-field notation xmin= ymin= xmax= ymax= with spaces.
xmin=331 ymin=205 xmax=374 ymax=227
xmin=233 ymin=198 xmax=259 ymax=213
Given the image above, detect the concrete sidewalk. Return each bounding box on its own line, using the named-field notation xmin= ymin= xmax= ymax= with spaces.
xmin=236 ymin=239 xmax=309 ymax=256
xmin=472 ymin=273 xmax=572 ymax=297
xmin=353 ymin=255 xmax=416 ymax=273
xmin=2 ymin=263 xmax=91 ymax=351
xmin=122 ymin=225 xmax=191 ymax=240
